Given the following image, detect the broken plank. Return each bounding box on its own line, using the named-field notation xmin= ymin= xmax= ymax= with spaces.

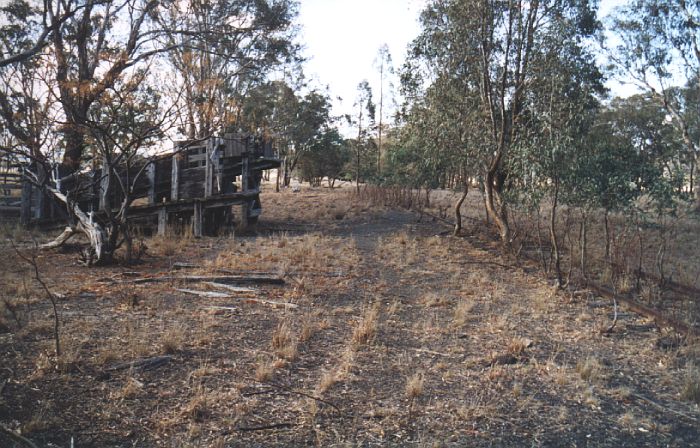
xmin=176 ymin=288 xmax=231 ymax=298
xmin=204 ymin=282 xmax=256 ymax=293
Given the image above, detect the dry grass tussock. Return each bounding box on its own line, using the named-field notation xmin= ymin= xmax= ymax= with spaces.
xmin=271 ymin=319 xmax=298 ymax=361
xmin=212 ymin=233 xmax=359 ymax=277
xmin=351 ymin=302 xmax=380 ymax=348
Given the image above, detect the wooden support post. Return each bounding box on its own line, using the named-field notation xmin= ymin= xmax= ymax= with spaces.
xmin=241 ymin=139 xmax=251 ymax=193
xmin=213 ymin=139 xmax=222 ymax=195
xmin=157 ymin=207 xmax=167 ymax=236
xmin=171 ymin=155 xmax=180 ymax=201
xmin=32 ymin=164 xmax=46 ymax=220
xmin=20 ymin=180 xmax=31 ymax=226
xmin=32 ymin=183 xmax=43 ymax=220
xmin=205 ymin=140 xmax=213 ymax=198
xmin=193 ymin=200 xmax=203 ymax=238
xmin=147 ymin=162 xmax=156 ymax=205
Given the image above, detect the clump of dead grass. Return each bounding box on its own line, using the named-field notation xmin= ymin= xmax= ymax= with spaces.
xmin=420 ymin=291 xmax=448 ymax=308
xmin=149 ymin=229 xmax=191 ymax=258
xmin=453 ymin=299 xmax=474 ymax=327
xmin=405 ymin=372 xmax=424 ymax=402
xmin=255 ymin=359 xmax=275 ymax=382
xmin=351 ymin=303 xmax=380 ymax=348
xmin=182 ymin=391 xmax=213 ymax=422
xmin=577 ymin=356 xmax=605 ymax=383
xmin=160 ymin=324 xmax=186 ymax=354
xmin=271 ymin=320 xmax=297 ymax=361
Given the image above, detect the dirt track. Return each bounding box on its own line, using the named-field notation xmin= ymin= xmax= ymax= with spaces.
xmin=1 ymin=187 xmax=699 ymax=447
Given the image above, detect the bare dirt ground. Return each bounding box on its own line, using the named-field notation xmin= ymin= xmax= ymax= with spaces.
xmin=1 ymin=185 xmax=699 ymax=447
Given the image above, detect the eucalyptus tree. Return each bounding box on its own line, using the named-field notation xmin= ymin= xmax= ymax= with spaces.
xmin=353 ymin=80 xmax=376 ymax=192
xmin=374 ymin=44 xmax=394 ymax=176
xmin=609 ymin=0 xmax=700 ymax=207
xmin=159 ymin=0 xmax=300 ymax=140
xmin=406 ymin=0 xmax=602 ymax=245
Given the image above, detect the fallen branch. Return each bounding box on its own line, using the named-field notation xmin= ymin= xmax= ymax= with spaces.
xmin=632 ymin=393 xmax=699 ymax=423
xmin=40 ymin=226 xmax=76 ymax=249
xmin=234 ymin=422 xmax=297 ymax=432
xmin=0 ymin=424 xmax=39 ymax=448
xmin=105 ymin=355 xmax=173 ymax=373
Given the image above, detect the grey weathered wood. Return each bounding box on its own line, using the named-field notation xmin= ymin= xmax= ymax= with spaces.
xmin=20 ymin=180 xmax=31 ymax=226
xmin=242 ymin=149 xmax=250 ymax=193
xmin=157 ymin=207 xmax=167 ymax=236
xmin=171 ymin=155 xmax=180 ymax=201
xmin=32 ymin=182 xmax=43 ymax=219
xmin=99 ymin=158 xmax=110 ymax=211
xmin=193 ymin=200 xmax=203 ymax=237
xmin=146 ymin=162 xmax=156 ymax=205
xmin=176 ymin=288 xmax=230 ymax=298
xmin=205 ymin=141 xmax=213 ymax=198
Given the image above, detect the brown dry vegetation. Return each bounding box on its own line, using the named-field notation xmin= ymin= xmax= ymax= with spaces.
xmin=0 ymin=183 xmax=699 ymax=447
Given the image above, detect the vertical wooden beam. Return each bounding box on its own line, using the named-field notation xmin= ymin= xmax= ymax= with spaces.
xmin=204 ymin=141 xmax=213 ymax=198
xmin=171 ymin=154 xmax=180 ymax=201
xmin=212 ymin=138 xmax=222 ymax=195
xmin=33 ymin=164 xmax=45 ymax=220
xmin=147 ymin=162 xmax=156 ymax=205
xmin=241 ymin=138 xmax=251 ymax=193
xmin=193 ymin=200 xmax=203 ymax=238
xmin=157 ymin=207 xmax=167 ymax=236
xmin=20 ymin=179 xmax=31 ymax=227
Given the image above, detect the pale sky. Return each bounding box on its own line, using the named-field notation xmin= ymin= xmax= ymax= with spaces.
xmin=298 ymin=0 xmax=427 ymax=131
xmin=298 ymin=0 xmax=633 ymax=134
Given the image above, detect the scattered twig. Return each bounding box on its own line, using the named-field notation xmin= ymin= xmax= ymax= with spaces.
xmin=631 ymin=393 xmax=699 ymax=423
xmin=11 ymin=240 xmax=61 ymax=357
xmin=234 ymin=422 xmax=297 ymax=432
xmin=257 ymin=382 xmax=344 ymax=415
xmin=412 ymin=348 xmax=456 ymax=358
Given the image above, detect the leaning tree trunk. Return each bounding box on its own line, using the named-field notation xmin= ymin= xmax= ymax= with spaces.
xmin=453 ymin=182 xmax=469 ymax=236
xmin=41 ymin=186 xmax=110 ymax=265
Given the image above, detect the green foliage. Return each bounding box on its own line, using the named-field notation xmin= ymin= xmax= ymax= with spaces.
xmin=297 ymin=128 xmax=350 ymax=187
